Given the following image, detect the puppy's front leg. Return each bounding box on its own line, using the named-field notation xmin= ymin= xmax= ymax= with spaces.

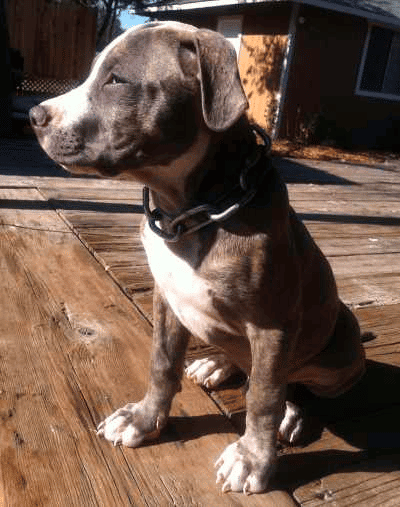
xmin=215 ymin=327 xmax=287 ymax=494
xmin=97 ymin=285 xmax=190 ymax=447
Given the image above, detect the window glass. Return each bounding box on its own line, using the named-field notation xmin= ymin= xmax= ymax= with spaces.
xmin=360 ymin=26 xmax=393 ymax=93
xmin=382 ymin=32 xmax=400 ymax=95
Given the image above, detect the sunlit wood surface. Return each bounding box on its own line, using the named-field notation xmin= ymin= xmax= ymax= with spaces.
xmin=1 ymin=137 xmax=400 ymax=506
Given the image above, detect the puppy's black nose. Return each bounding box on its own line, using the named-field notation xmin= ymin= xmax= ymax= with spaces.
xmin=29 ymin=105 xmax=50 ymax=128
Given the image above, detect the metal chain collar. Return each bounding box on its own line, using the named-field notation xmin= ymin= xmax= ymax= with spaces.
xmin=143 ymin=126 xmax=272 ymax=242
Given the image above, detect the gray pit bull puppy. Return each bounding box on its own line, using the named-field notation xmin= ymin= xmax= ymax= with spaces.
xmin=30 ymin=21 xmax=365 ymax=494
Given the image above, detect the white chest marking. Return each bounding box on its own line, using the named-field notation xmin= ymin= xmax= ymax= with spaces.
xmin=142 ymin=223 xmax=239 ymax=341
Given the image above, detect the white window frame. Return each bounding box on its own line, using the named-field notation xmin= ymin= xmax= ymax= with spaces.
xmin=217 ymin=15 xmax=243 ymax=59
xmin=355 ymin=23 xmax=400 ymax=102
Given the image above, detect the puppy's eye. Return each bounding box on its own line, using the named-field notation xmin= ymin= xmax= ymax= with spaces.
xmin=107 ymin=73 xmax=127 ymax=86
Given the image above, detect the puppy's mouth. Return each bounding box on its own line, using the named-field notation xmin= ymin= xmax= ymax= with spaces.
xmin=38 ymin=128 xmax=147 ymax=178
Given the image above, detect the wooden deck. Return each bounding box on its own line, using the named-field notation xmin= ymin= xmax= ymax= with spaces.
xmin=1 ymin=138 xmax=400 ymax=506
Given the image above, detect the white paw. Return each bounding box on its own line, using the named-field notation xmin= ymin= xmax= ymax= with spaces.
xmin=215 ymin=439 xmax=275 ymax=495
xmin=97 ymin=401 xmax=166 ymax=447
xmin=185 ymin=354 xmax=238 ymax=388
xmin=278 ymin=401 xmax=304 ymax=444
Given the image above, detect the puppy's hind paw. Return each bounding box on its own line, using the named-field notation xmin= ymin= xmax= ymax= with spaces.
xmin=278 ymin=400 xmax=304 ymax=445
xmin=185 ymin=354 xmax=239 ymax=389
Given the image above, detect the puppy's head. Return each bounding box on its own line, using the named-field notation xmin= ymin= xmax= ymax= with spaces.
xmin=30 ymin=21 xmax=248 ymax=179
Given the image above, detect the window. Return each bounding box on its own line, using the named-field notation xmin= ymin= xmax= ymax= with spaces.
xmin=356 ymin=25 xmax=400 ymax=101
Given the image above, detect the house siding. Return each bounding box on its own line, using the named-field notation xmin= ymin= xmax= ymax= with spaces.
xmin=152 ymin=2 xmax=400 ymax=148
xmin=239 ymin=7 xmax=291 ymax=132
xmin=282 ymin=5 xmax=400 ymax=147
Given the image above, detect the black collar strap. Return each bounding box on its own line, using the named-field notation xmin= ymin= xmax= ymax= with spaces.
xmin=143 ymin=126 xmax=272 ymax=242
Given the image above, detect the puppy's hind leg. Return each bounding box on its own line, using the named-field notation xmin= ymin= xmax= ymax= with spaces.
xmin=279 ymin=394 xmax=304 ymax=445
xmin=98 ymin=286 xmax=190 ymax=447
xmin=185 ymin=352 xmax=305 ymax=444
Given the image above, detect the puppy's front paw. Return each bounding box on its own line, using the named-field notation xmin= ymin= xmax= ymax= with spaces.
xmin=97 ymin=400 xmax=166 ymax=447
xmin=215 ymin=438 xmax=275 ymax=495
xmin=185 ymin=353 xmax=239 ymax=388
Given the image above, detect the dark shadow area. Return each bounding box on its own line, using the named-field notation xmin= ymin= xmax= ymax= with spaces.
xmin=274 ymin=157 xmax=358 ymax=185
xmin=308 ymin=360 xmax=400 ymax=449
xmin=0 ymin=137 xmax=65 ymax=177
xmin=273 ymin=359 xmax=400 ymax=490
xmin=50 ymin=199 xmax=143 ymax=214
xmin=3 ymin=197 xmax=399 ymax=229
xmin=0 ymin=198 xmax=143 ymax=214
xmin=298 ymin=212 xmax=400 ymax=227
xmin=141 ymin=413 xmax=237 ymax=448
xmin=274 ymin=449 xmax=400 ymax=493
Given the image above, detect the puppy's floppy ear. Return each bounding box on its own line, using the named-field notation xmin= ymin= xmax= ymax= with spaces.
xmin=194 ymin=29 xmax=248 ymax=132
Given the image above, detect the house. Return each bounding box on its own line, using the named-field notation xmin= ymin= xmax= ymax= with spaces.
xmin=139 ymin=0 xmax=400 ymax=149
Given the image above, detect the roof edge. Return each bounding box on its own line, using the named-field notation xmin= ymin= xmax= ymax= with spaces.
xmin=137 ymin=0 xmax=400 ymax=30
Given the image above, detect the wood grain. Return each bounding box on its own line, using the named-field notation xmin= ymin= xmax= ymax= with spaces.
xmin=2 ymin=143 xmax=400 ymax=505
xmin=0 ymin=186 xmax=296 ymax=506
xmin=36 ymin=158 xmax=400 ymax=507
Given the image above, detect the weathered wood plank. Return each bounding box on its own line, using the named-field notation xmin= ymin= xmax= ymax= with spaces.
xmin=129 ymin=289 xmax=154 ymax=323
xmin=39 ymin=172 xmax=400 ymax=308
xmin=290 ymin=445 xmax=400 ymax=507
xmin=357 ymin=304 xmax=400 ymax=364
xmin=0 ymin=173 xmax=141 ymax=190
xmin=294 ymin=205 xmax=400 ymax=231
xmin=0 ymin=188 xmax=296 ymax=506
xmin=328 ymin=253 xmax=400 ymax=278
xmin=302 ymin=221 xmax=400 ymax=240
xmin=43 ymin=186 xmax=144 ymax=203
xmin=278 ymin=158 xmax=400 ymax=185
xmin=286 ymin=184 xmax=400 ymax=306
xmin=318 ymin=236 xmax=400 ymax=258
xmin=0 ymin=229 xmax=158 ymax=506
xmin=287 ymin=184 xmax=400 ymax=201
xmin=5 ymin=138 xmax=400 ymax=504
xmin=336 ymin=274 xmax=400 ymax=307
xmin=12 ymin=154 xmax=400 ymax=506
xmin=49 ymin=203 xmax=154 ymax=293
